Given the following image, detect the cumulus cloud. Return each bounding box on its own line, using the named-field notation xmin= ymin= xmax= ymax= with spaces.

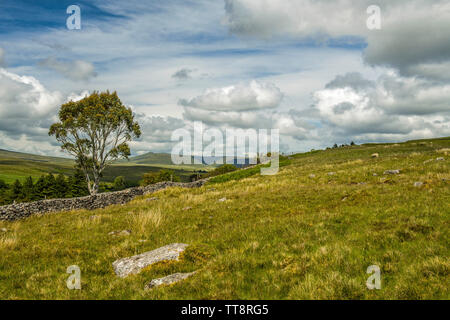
xmin=179 ymin=80 xmax=283 ymax=111
xmin=39 ymin=57 xmax=97 ymax=81
xmin=225 ymin=0 xmax=450 ymax=82
xmin=313 ymin=72 xmax=450 ymax=139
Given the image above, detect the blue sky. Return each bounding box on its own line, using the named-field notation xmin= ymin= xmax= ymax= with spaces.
xmin=0 ymin=0 xmax=449 ymax=156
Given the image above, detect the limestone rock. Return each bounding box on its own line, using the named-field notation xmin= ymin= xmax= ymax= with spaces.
xmin=327 ymin=172 xmax=336 ymax=176
xmin=436 ymin=157 xmax=445 ymax=161
xmin=414 ymin=182 xmax=424 ymax=187
xmin=371 ymin=153 xmax=379 ymax=158
xmin=145 ymin=272 xmax=196 ymax=290
xmin=112 ymin=243 xmax=188 ymax=278
xmin=384 ymin=170 xmax=400 ymax=175
xmin=0 ymin=227 xmax=7 ymax=232
xmin=309 ymin=174 xmax=316 ymax=178
xmin=218 ymin=197 xmax=227 ymax=202
xmin=146 ymin=197 xmax=159 ymax=202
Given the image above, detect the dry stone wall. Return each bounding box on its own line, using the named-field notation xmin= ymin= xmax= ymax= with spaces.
xmin=0 ymin=179 xmax=208 ymax=221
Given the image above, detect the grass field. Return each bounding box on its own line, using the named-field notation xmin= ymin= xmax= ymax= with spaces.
xmin=0 ymin=149 xmax=208 ymax=184
xmin=0 ymin=138 xmax=449 ymax=299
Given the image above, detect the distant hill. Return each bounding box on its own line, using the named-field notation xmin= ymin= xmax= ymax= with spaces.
xmin=0 ymin=149 xmax=208 ymax=185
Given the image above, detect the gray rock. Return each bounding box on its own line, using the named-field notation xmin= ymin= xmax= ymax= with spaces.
xmin=218 ymin=197 xmax=227 ymax=202
xmin=144 ymin=271 xmax=196 ymax=290
xmin=423 ymin=159 xmax=434 ymax=164
xmin=146 ymin=197 xmax=159 ymax=202
xmin=436 ymin=157 xmax=445 ymax=161
xmin=327 ymin=172 xmax=336 ymax=176
xmin=373 ymin=173 xmax=378 ymax=176
xmin=0 ymin=227 xmax=7 ymax=232
xmin=371 ymin=153 xmax=379 ymax=158
xmin=384 ymin=170 xmax=400 ymax=175
xmin=309 ymin=174 xmax=316 ymax=178
xmin=112 ymin=243 xmax=188 ymax=278
xmin=414 ymin=182 xmax=424 ymax=187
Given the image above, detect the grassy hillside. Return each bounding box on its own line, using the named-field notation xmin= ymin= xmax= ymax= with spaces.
xmin=0 ymin=150 xmax=207 ymax=184
xmin=0 ymin=138 xmax=449 ymax=299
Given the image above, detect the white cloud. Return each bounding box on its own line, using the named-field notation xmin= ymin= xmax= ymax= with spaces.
xmin=179 ymin=80 xmax=283 ymax=111
xmin=313 ymin=72 xmax=450 ymax=139
xmin=39 ymin=57 xmax=97 ymax=81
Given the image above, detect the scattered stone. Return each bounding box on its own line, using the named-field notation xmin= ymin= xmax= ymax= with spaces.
xmin=414 ymin=182 xmax=424 ymax=187
xmin=423 ymin=159 xmax=434 ymax=164
xmin=207 ymin=188 xmax=216 ymax=192
xmin=208 ymin=216 xmax=213 ymax=219
xmin=89 ymin=215 xmax=99 ymax=220
xmin=218 ymin=197 xmax=227 ymax=202
xmin=371 ymin=153 xmax=379 ymax=158
xmin=436 ymin=157 xmax=445 ymax=161
xmin=384 ymin=170 xmax=400 ymax=175
xmin=109 ymin=230 xmax=132 ymax=237
xmin=144 ymin=271 xmax=196 ymax=290
xmin=182 ymin=206 xmax=192 ymax=211
xmin=112 ymin=243 xmax=188 ymax=278
xmin=373 ymin=173 xmax=378 ymax=176
xmin=309 ymin=174 xmax=316 ymax=178
xmin=138 ymin=239 xmax=148 ymax=243
xmin=327 ymin=172 xmax=336 ymax=176
xmin=0 ymin=228 xmax=7 ymax=232
xmin=146 ymin=197 xmax=159 ymax=202
xmin=341 ymin=197 xmax=348 ymax=202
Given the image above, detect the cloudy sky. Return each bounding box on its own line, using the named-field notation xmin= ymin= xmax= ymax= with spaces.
xmin=0 ymin=0 xmax=449 ymax=157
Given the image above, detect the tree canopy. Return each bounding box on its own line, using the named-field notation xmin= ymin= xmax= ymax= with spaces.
xmin=49 ymin=91 xmax=141 ymax=194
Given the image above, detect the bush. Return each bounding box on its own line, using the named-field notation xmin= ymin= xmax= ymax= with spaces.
xmin=140 ymin=169 xmax=181 ymax=186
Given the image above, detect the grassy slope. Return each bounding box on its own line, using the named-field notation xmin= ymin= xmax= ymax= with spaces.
xmin=0 ymin=138 xmax=449 ymax=299
xmin=0 ymin=150 xmax=206 ymax=184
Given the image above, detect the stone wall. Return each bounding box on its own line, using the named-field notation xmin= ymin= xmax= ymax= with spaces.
xmin=0 ymin=179 xmax=208 ymax=221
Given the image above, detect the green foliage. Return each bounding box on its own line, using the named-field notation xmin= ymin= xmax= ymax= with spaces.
xmin=140 ymin=169 xmax=181 ymax=186
xmin=113 ymin=176 xmax=126 ymax=191
xmin=0 ymin=171 xmax=91 ymax=205
xmin=49 ymin=90 xmax=141 ymax=195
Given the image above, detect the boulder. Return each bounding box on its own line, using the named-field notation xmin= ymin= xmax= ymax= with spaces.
xmin=112 ymin=243 xmax=188 ymax=278
xmin=144 ymin=271 xmax=196 ymax=290
xmin=0 ymin=227 xmax=7 ymax=232
xmin=384 ymin=170 xmax=400 ymax=175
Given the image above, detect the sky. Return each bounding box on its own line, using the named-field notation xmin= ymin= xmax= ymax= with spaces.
xmin=0 ymin=0 xmax=449 ymax=157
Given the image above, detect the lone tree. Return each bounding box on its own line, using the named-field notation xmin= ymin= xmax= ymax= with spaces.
xmin=49 ymin=91 xmax=141 ymax=195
